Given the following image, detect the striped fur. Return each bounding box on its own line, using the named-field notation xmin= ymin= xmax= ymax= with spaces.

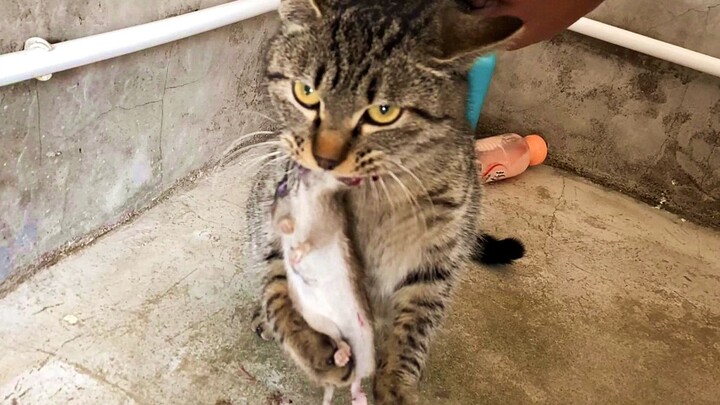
xmin=246 ymin=1 xmax=522 ymax=403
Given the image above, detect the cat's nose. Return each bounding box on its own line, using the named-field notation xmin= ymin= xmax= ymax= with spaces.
xmin=314 ymin=155 xmax=340 ymax=171
xmin=312 ymin=129 xmax=348 ymax=171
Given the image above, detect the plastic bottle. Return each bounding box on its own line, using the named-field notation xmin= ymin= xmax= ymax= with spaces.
xmin=475 ymin=134 xmax=548 ymax=183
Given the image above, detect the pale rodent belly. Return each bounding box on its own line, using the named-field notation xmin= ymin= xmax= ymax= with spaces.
xmin=285 ymin=242 xmax=375 ymax=377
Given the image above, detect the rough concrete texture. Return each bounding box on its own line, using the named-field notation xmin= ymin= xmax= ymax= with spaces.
xmin=590 ymin=0 xmax=720 ymax=58
xmin=1 ymin=163 xmax=719 ymax=405
xmin=0 ymin=2 xmax=279 ymax=282
xmin=480 ymin=0 xmax=720 ymax=229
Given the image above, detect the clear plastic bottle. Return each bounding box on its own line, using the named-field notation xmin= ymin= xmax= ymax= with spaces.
xmin=475 ymin=134 xmax=548 ymax=183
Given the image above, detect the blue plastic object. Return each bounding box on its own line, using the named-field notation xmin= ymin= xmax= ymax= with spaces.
xmin=466 ymin=54 xmax=497 ymax=130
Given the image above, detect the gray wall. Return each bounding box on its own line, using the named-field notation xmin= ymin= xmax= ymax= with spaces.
xmin=480 ymin=0 xmax=720 ymax=228
xmin=0 ymin=0 xmax=278 ymax=285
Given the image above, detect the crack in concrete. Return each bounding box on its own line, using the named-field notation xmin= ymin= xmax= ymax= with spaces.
xmin=177 ymin=200 xmax=244 ymax=237
xmin=546 ymin=177 xmax=567 ymax=238
xmin=147 ymin=267 xmax=199 ymax=307
xmin=165 ymin=78 xmax=202 ymax=90
xmin=31 ymin=302 xmax=62 ymax=315
xmin=117 ymin=100 xmax=162 ymax=111
xmin=54 ymin=98 xmax=162 ymax=235
xmin=159 ymin=48 xmax=172 ymax=187
xmin=542 ymin=178 xmax=566 ymax=264
xmin=35 ymin=85 xmax=42 ymax=167
xmin=650 ymin=1 xmax=720 ymax=36
xmin=166 ymin=307 xmax=225 ymax=342
xmin=34 ymin=349 xmax=150 ymax=405
xmin=60 ymin=157 xmax=71 ymax=238
xmin=73 ymin=100 xmax=163 ymax=137
xmin=55 ymin=333 xmax=85 ymax=351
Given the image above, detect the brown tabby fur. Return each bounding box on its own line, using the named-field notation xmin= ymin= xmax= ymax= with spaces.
xmin=247 ymin=0 xmax=522 ymax=403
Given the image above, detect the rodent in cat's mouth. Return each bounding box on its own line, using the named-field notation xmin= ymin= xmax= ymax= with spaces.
xmin=293 ymin=163 xmax=379 ymax=187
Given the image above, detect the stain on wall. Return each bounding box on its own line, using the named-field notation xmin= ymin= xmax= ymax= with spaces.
xmin=0 ymin=1 xmax=279 ymax=284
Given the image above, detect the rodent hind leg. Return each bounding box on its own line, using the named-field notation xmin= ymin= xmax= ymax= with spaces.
xmin=351 ymin=380 xmax=368 ymax=405
xmin=333 ymin=340 xmax=352 ymax=367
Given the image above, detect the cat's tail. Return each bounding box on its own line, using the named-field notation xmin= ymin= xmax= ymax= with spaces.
xmin=472 ymin=233 xmax=526 ymax=265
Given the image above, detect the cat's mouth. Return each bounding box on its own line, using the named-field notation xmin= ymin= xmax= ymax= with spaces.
xmin=339 ymin=175 xmax=380 ymax=187
xmin=295 ymin=163 xmax=379 ymax=187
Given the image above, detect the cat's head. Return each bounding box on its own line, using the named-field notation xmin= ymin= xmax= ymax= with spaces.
xmin=265 ymin=0 xmax=521 ymax=180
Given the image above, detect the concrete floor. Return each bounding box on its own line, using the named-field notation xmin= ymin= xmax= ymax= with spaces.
xmin=1 ymin=164 xmax=719 ymax=405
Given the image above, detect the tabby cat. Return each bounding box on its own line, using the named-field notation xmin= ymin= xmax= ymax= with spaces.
xmin=246 ymin=0 xmax=524 ymax=403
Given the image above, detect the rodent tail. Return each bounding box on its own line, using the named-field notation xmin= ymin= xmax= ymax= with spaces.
xmin=472 ymin=233 xmax=526 ymax=265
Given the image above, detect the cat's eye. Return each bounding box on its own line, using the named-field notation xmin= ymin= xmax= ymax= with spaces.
xmin=293 ymin=81 xmax=321 ymax=109
xmin=366 ymin=104 xmax=402 ymax=126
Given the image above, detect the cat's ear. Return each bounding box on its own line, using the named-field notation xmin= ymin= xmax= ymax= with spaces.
xmin=434 ymin=5 xmax=523 ymax=69
xmin=279 ymin=0 xmax=327 ymax=26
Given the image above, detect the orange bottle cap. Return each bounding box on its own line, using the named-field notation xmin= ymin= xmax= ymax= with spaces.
xmin=525 ymin=134 xmax=548 ymax=166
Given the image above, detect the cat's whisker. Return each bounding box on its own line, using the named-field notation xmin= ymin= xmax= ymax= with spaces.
xmin=222 ymin=146 xmax=277 ymax=168
xmin=370 ymin=177 xmax=381 ymax=212
xmin=278 ymin=133 xmax=297 ymax=153
xmin=223 ymin=130 xmax=277 ymax=156
xmin=221 ymin=146 xmax=270 ymax=167
xmin=378 ymin=176 xmax=396 ymax=214
xmin=256 ymin=154 xmax=290 ymax=175
xmin=222 ymin=143 xmax=280 ymax=166
xmin=235 ymin=150 xmax=283 ymax=173
xmin=388 ymin=170 xmax=427 ymax=231
xmin=388 ymin=160 xmax=435 ymax=214
xmin=224 ymin=140 xmax=282 ymax=163
xmin=246 ymin=156 xmax=288 ymax=186
xmin=363 ymin=175 xmax=382 ymax=213
xmin=248 ymin=156 xmax=291 ymax=197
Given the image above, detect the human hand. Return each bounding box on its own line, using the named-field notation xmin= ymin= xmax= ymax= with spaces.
xmin=471 ymin=0 xmax=605 ymax=50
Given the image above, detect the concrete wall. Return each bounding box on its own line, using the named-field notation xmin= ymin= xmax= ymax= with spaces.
xmin=0 ymin=0 xmax=279 ymax=286
xmin=480 ymin=0 xmax=720 ymax=228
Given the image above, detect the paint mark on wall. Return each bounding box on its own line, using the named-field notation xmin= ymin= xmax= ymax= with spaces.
xmin=0 ymin=213 xmax=39 ymax=282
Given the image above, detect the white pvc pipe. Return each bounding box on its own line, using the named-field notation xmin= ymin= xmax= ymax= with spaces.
xmin=569 ymin=17 xmax=720 ymax=78
xmin=0 ymin=0 xmax=281 ymax=87
xmin=1 ymin=4 xmax=719 ymax=88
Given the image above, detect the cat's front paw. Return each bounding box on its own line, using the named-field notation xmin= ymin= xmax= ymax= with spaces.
xmin=373 ymin=375 xmax=418 ymax=405
xmin=250 ymin=306 xmax=273 ymax=341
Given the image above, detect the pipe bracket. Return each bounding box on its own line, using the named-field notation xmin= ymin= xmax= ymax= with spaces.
xmin=23 ymin=37 xmax=53 ymax=82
